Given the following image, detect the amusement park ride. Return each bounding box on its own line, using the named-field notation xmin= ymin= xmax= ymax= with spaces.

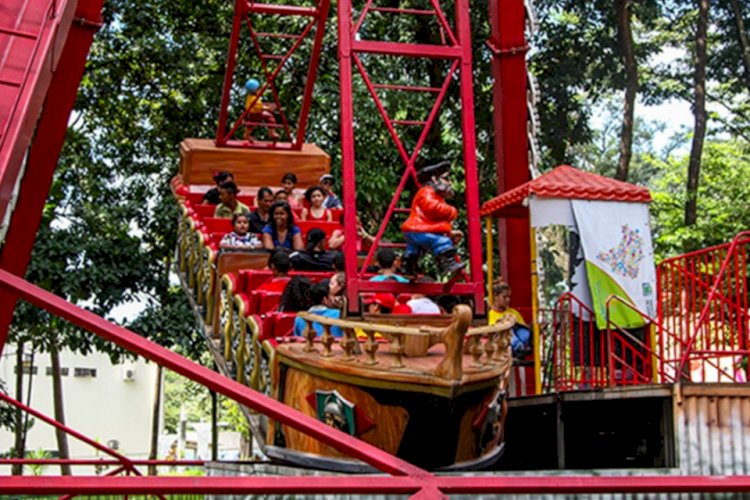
xmin=1 ymin=0 xmax=750 ymax=497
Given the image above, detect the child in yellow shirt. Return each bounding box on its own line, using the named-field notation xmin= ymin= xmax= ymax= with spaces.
xmin=488 ymin=281 xmax=531 ymax=356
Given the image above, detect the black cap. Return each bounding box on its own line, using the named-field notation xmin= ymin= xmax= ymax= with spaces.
xmin=416 ymin=160 xmax=451 ymax=184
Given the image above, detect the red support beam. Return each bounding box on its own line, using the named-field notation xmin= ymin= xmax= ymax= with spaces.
xmin=0 ymin=0 xmax=77 ymax=229
xmin=0 ymin=268 xmax=434 ymax=480
xmin=0 ymin=0 xmax=105 ymax=354
xmin=455 ymin=0 xmax=485 ymax=315
xmin=2 ymin=474 xmax=750 ymax=496
xmin=352 ymin=40 xmax=461 ymax=59
xmin=488 ymin=0 xmax=531 ymax=309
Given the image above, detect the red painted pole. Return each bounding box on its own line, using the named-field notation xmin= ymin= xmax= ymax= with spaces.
xmin=487 ymin=0 xmax=531 ymax=310
xmin=338 ymin=0 xmax=361 ymax=313
xmin=215 ymin=0 xmax=244 ymax=146
xmin=455 ymin=0 xmax=485 ymax=315
xmin=0 ymin=0 xmax=104 ymax=354
xmin=294 ymin=0 xmax=331 ymax=149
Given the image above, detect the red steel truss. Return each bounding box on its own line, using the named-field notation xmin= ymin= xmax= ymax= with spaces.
xmin=215 ymin=0 xmax=330 ymax=150
xmin=339 ymin=0 xmax=485 ymax=314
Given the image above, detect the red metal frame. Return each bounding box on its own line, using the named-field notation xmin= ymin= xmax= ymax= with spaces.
xmin=339 ymin=0 xmax=485 ymax=314
xmin=0 ymin=391 xmax=140 ymax=474
xmin=3 ymin=474 xmax=750 ymax=495
xmin=487 ymin=0 xmax=532 ymax=311
xmin=215 ymin=0 xmax=330 ymax=150
xmin=0 ymin=0 xmax=76 ymax=227
xmin=0 ymin=0 xmax=104 ymax=352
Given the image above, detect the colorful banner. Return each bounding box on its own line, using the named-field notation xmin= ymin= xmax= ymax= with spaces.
xmin=571 ymin=200 xmax=656 ymax=329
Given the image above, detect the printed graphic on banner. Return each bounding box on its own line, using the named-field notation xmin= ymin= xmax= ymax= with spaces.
xmin=571 ymin=200 xmax=656 ymax=329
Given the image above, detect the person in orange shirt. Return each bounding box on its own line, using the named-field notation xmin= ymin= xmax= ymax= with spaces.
xmin=401 ymin=161 xmax=464 ymax=276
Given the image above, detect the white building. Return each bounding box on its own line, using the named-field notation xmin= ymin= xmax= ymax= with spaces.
xmin=0 ymin=344 xmax=159 ymax=474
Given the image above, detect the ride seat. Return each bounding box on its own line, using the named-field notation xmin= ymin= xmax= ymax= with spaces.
xmin=238 ymin=269 xmax=273 ymax=292
xmin=258 ymin=312 xmax=297 ymax=341
xmin=297 ymin=221 xmax=342 ymax=241
xmin=258 ymin=291 xmax=282 ymax=314
xmin=258 ymin=276 xmax=290 ymax=293
xmin=188 ymin=204 xmax=216 ymax=220
xmin=200 ymin=217 xmax=233 ymax=234
xmin=288 ymin=270 xmax=333 ymax=282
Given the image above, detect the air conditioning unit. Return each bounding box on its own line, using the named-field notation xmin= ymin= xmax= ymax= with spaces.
xmin=122 ymin=365 xmax=136 ymax=382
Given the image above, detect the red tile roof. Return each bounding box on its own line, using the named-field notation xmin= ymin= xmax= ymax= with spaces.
xmin=480 ymin=165 xmax=652 ymax=216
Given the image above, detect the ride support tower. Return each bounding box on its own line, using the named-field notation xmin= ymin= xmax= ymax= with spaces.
xmin=337 ymin=0 xmax=486 ymax=315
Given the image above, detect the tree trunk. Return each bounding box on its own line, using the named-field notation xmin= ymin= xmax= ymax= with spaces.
xmin=12 ymin=343 xmax=25 ymax=476
xmin=730 ymin=0 xmax=750 ymax=91
xmin=615 ymin=0 xmax=638 ymax=181
xmin=148 ymin=364 xmax=163 ymax=476
xmin=50 ymin=346 xmax=72 ymax=475
xmin=685 ymin=0 xmax=710 ymax=227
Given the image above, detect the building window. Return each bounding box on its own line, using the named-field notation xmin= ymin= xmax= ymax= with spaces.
xmin=45 ymin=367 xmax=69 ymax=376
xmin=14 ymin=365 xmax=37 ymax=375
xmin=74 ymin=368 xmax=97 ymax=378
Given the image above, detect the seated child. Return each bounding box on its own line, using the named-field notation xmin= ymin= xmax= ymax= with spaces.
xmin=258 ymin=250 xmax=291 ymax=292
xmin=219 ymin=213 xmax=262 ymax=250
xmin=293 ymin=281 xmax=344 ymax=338
xmin=488 ymin=281 xmax=531 ymax=356
xmin=243 ymin=78 xmax=279 ymax=141
xmin=369 ymin=248 xmax=408 ymax=283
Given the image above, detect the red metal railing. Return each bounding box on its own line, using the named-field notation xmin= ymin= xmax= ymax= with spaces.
xmin=545 ymin=293 xmax=610 ymax=391
xmin=542 ymin=232 xmax=750 ymax=392
xmin=658 ymin=231 xmax=750 ymax=383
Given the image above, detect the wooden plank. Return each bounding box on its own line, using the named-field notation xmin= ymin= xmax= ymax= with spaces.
xmin=179 ymin=138 xmax=330 ymax=186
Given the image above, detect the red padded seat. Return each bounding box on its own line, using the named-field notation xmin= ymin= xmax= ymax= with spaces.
xmin=258 ymin=291 xmax=282 ymax=314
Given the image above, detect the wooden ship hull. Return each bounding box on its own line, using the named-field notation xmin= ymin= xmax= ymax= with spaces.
xmin=262 ymin=312 xmax=514 ymax=471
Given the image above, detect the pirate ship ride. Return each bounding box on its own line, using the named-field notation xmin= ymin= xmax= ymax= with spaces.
xmin=171 ymin=0 xmax=528 ymax=471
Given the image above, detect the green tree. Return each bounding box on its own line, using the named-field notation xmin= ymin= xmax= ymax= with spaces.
xmin=650 ymin=139 xmax=750 ymax=258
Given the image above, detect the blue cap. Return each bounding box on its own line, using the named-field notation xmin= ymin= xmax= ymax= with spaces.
xmin=245 ymin=79 xmax=260 ymax=92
